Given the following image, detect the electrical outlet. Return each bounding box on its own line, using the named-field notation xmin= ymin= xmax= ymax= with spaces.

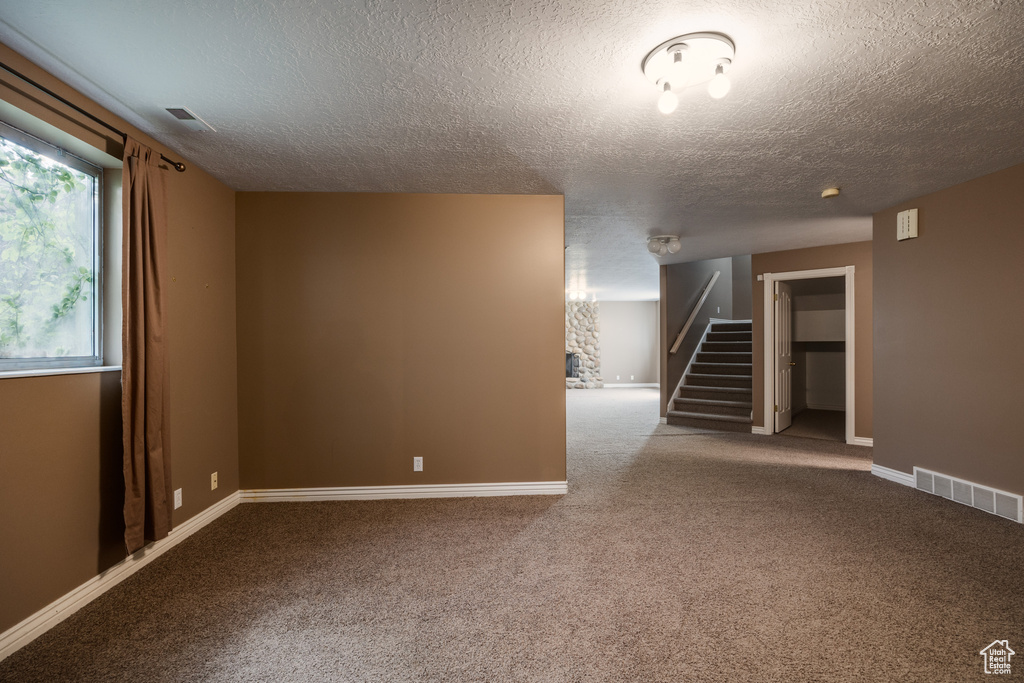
xmin=616 ymin=375 xmax=620 ymax=380
xmin=630 ymin=375 xmax=634 ymax=380
xmin=174 ymin=488 xmax=182 ymax=509
xmin=211 ymin=472 xmax=218 ymax=490
xmin=413 ymin=457 xmax=423 ymax=472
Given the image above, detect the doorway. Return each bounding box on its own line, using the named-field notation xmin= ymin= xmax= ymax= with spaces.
xmin=783 ymin=277 xmax=846 ymax=441
xmin=761 ymin=266 xmax=857 ymax=444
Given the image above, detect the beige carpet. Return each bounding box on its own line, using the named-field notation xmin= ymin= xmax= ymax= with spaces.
xmin=1 ymin=388 xmax=1022 ymax=682
xmin=782 ymin=408 xmax=846 ymax=442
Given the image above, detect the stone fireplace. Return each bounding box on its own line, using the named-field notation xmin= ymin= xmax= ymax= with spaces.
xmin=565 ymin=301 xmax=602 ymax=389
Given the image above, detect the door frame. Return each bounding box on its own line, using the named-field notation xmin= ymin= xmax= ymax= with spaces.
xmin=761 ymin=266 xmax=856 ymax=444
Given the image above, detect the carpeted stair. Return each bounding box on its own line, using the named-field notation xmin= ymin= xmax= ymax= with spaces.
xmin=667 ymin=320 xmax=753 ymax=432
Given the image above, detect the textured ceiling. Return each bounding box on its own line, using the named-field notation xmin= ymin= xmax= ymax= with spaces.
xmin=2 ymin=0 xmax=1023 ymax=299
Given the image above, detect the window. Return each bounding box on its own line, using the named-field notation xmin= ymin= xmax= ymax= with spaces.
xmin=0 ymin=120 xmax=102 ymax=371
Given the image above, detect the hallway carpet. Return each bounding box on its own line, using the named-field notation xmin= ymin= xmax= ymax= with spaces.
xmin=2 ymin=388 xmax=1021 ymax=682
xmin=782 ymin=408 xmax=847 ymax=442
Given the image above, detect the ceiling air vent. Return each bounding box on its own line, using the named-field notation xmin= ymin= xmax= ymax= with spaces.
xmin=165 ymin=107 xmax=215 ymax=132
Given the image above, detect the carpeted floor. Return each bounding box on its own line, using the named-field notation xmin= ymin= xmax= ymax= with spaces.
xmin=782 ymin=408 xmax=846 ymax=442
xmin=2 ymin=388 xmax=1022 ymax=682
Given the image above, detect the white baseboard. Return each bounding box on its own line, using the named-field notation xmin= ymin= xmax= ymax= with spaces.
xmin=604 ymin=383 xmax=659 ymax=388
xmin=659 ymin=416 xmax=668 ymax=424
xmin=751 ymin=426 xmax=771 ymax=435
xmin=241 ymin=481 xmax=568 ymax=502
xmin=0 ymin=491 xmax=241 ymax=662
xmin=871 ymin=464 xmax=914 ymax=487
xmin=851 ymin=436 xmax=874 ymax=447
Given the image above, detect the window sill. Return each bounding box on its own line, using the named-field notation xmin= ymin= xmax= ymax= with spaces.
xmin=0 ymin=365 xmax=122 ymax=380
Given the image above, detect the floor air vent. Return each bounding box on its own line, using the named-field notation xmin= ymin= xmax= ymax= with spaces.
xmin=914 ymin=467 xmax=1023 ymax=523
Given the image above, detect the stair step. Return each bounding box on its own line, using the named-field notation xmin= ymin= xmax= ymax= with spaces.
xmin=666 ymin=410 xmax=752 ymax=432
xmin=701 ymin=341 xmax=752 ymax=353
xmin=665 ymin=319 xmax=756 ymax=433
xmin=685 ymin=373 xmax=753 ymax=389
xmin=691 ymin=362 xmax=753 ymax=376
xmin=696 ymin=351 xmax=752 ymax=364
xmin=706 ymin=331 xmax=753 ymax=342
xmin=678 ymin=385 xmax=752 ymax=401
xmin=710 ymin=321 xmax=752 ymax=332
xmin=674 ymin=397 xmax=752 ymax=409
xmin=673 ymin=397 xmax=752 ymax=418
xmin=668 ymin=409 xmax=751 ymax=423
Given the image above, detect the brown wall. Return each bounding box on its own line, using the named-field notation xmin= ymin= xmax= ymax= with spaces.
xmin=165 ymin=157 xmax=240 ymax=519
xmin=751 ymin=241 xmax=873 ymax=438
xmin=731 ymin=255 xmax=753 ymax=320
xmin=236 ymin=193 xmax=565 ymax=488
xmin=0 ymin=372 xmax=122 ymax=633
xmin=0 ymin=44 xmax=238 ymax=633
xmin=873 ymin=163 xmax=1024 ymax=495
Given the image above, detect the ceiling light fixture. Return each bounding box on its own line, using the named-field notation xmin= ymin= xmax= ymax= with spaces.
xmin=647 ymin=235 xmax=682 ymax=257
xmin=821 ymin=187 xmax=840 ymax=198
xmin=642 ymin=32 xmax=735 ymax=113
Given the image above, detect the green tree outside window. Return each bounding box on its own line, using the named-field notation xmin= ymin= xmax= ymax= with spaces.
xmin=0 ymin=133 xmax=98 ymax=362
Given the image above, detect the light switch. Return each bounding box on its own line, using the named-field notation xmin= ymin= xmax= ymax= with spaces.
xmin=897 ymin=208 xmax=918 ymax=241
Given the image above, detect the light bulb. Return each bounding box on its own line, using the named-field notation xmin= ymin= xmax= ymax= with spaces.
xmin=647 ymin=239 xmax=662 ymax=254
xmin=657 ymin=243 xmax=668 ymax=256
xmin=657 ymin=85 xmax=678 ymax=114
xmin=708 ymin=64 xmax=730 ymax=99
xmin=667 ymin=237 xmax=682 ymax=254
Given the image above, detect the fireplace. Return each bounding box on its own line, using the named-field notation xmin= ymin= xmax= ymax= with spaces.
xmin=565 ymin=352 xmax=581 ymax=378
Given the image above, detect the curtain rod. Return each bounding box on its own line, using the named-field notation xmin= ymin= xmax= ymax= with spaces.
xmin=0 ymin=60 xmax=186 ymax=172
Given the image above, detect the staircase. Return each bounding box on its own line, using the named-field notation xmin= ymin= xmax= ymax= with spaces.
xmin=667 ymin=320 xmax=753 ymax=432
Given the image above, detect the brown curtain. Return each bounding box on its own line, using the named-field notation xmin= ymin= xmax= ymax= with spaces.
xmin=122 ymin=137 xmax=172 ymax=554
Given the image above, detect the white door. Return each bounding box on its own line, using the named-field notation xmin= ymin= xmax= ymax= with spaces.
xmin=775 ymin=281 xmax=793 ymax=432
